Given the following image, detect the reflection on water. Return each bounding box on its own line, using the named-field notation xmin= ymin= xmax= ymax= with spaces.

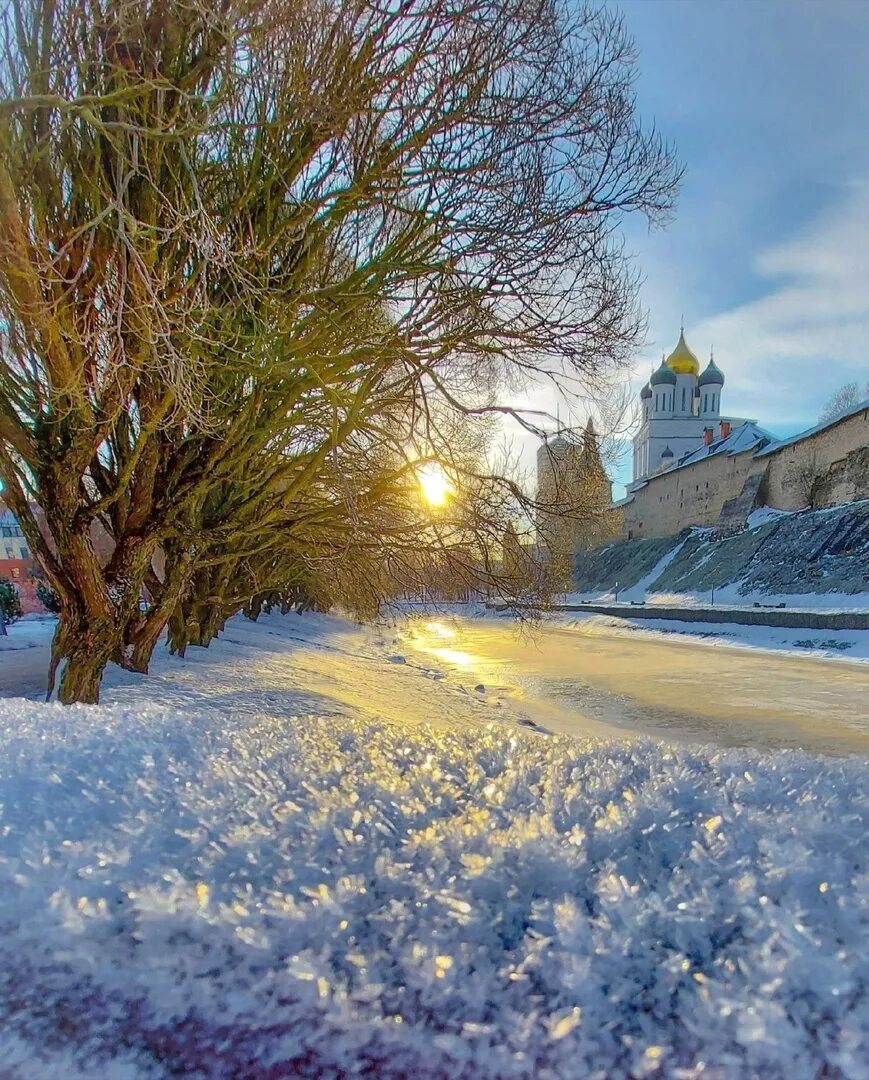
xmin=407 ymin=617 xmax=869 ymax=758
xmin=419 ymin=622 xmax=479 ymax=666
xmin=428 ymin=647 xmax=476 ymax=667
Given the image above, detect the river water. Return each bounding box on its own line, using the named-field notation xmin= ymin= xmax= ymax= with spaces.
xmin=403 ymin=616 xmax=869 ymax=756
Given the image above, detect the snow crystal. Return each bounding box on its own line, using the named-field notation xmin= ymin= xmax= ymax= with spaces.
xmin=0 ymin=690 xmax=866 ymax=1078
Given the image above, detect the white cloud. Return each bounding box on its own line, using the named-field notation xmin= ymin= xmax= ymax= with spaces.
xmin=691 ymin=181 xmax=869 ymax=431
xmin=504 ymin=180 xmax=869 ymax=500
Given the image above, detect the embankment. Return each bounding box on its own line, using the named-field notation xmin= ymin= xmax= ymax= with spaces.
xmin=572 ymin=501 xmax=869 ymax=608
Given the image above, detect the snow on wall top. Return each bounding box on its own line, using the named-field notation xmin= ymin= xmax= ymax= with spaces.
xmin=663 ymin=420 xmax=776 ymax=474
xmin=755 ymin=397 xmax=869 ymax=458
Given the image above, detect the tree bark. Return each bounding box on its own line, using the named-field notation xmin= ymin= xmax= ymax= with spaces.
xmin=51 ymin=613 xmax=118 ymax=704
xmin=128 ymin=611 xmax=168 ymax=673
xmin=127 ymin=547 xmax=194 ymax=672
xmin=58 ymin=646 xmax=112 ymax=704
xmin=167 ymin=606 xmax=189 ymax=657
xmin=244 ymin=594 xmax=264 ymax=621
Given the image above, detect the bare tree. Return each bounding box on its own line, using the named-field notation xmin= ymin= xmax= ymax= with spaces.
xmin=819 ymin=382 xmax=869 ymax=426
xmin=0 ymin=0 xmax=680 ymax=701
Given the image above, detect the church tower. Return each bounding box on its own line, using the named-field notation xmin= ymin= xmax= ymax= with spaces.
xmin=698 ymin=350 xmax=725 ymax=418
xmin=631 ymin=327 xmax=727 ymax=483
xmin=536 ymin=422 xmax=614 ymax=561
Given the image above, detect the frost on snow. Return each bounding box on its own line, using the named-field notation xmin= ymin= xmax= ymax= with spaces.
xmin=0 ymin=699 xmax=866 ymax=1079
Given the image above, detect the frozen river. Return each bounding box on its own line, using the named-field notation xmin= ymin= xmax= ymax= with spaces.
xmin=404 ymin=615 xmax=869 ymax=756
xmin=4 ymin=612 xmax=869 ymax=756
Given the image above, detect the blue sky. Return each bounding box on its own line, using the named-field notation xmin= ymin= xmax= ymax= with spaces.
xmin=510 ymin=0 xmax=869 ymax=498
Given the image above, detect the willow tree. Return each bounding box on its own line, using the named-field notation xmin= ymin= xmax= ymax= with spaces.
xmin=0 ymin=0 xmax=679 ymax=702
xmin=161 ymin=395 xmax=513 ymax=653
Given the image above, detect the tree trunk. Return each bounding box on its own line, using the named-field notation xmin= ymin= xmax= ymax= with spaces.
xmin=51 ymin=613 xmax=119 ymax=704
xmin=128 ymin=611 xmax=168 ymax=673
xmin=244 ymin=594 xmax=264 ymax=621
xmin=128 ymin=547 xmax=194 ymax=672
xmin=58 ymin=646 xmax=112 ymax=704
xmin=167 ymin=606 xmax=189 ymax=657
xmin=197 ymin=603 xmax=224 ymax=647
xmin=36 ymin=475 xmax=161 ymax=702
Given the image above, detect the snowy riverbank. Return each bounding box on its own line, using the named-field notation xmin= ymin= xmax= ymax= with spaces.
xmin=0 ymin=612 xmax=867 ymax=1078
xmin=571 ymin=501 xmax=869 ymax=612
xmin=552 ymin=611 xmax=869 ymax=664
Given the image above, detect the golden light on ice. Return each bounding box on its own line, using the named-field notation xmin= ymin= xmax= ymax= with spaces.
xmin=417 ymin=462 xmax=452 ymax=507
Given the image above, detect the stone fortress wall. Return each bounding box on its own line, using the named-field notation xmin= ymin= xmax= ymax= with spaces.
xmin=760 ymin=405 xmax=869 ymax=511
xmin=620 ymin=403 xmax=869 ymax=540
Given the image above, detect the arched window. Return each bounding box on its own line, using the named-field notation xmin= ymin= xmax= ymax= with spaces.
xmin=682 ymin=387 xmax=686 ymax=411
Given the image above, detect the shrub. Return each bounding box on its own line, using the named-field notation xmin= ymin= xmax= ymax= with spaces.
xmin=35 ymin=578 xmax=62 ymax=614
xmin=0 ymin=578 xmax=22 ymax=625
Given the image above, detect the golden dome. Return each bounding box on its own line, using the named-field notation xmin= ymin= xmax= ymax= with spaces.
xmin=666 ymin=329 xmax=700 ymax=376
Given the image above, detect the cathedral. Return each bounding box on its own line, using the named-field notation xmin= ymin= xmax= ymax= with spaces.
xmin=631 ymin=328 xmax=745 ymax=484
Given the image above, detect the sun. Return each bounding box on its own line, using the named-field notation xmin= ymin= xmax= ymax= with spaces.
xmin=417 ymin=462 xmax=452 ymax=507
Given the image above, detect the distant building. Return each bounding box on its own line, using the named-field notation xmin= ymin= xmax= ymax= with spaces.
xmin=615 ymin=331 xmax=869 ymax=540
xmin=632 ymin=328 xmax=751 ymax=481
xmin=536 ymin=421 xmax=615 ymax=566
xmin=0 ymin=508 xmax=43 ymax=613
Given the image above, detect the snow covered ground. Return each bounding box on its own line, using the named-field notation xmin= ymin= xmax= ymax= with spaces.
xmin=0 ymin=612 xmax=867 ymax=1078
xmin=554 ymin=611 xmax=869 ymax=664
xmin=0 ymin=613 xmax=57 ymax=651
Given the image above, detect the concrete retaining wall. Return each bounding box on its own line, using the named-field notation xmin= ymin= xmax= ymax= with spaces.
xmin=553 ymin=602 xmax=869 ymax=631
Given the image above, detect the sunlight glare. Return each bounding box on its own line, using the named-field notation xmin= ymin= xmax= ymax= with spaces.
xmin=432 ymin=647 xmax=475 ymax=667
xmin=417 ymin=462 xmax=452 ymax=507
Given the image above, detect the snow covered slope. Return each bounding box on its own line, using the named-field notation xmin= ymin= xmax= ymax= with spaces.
xmin=0 ymin=613 xmax=867 ymax=1078
xmin=573 ymin=501 xmax=869 ymax=609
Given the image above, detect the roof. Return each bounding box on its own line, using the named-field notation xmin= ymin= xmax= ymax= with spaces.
xmin=665 ymin=330 xmax=700 ymax=376
xmin=658 ymin=420 xmax=777 ymax=477
xmin=698 ymin=357 xmax=725 ymax=386
xmin=755 ymin=398 xmax=869 ymax=458
xmin=650 ymin=360 xmax=677 ymax=386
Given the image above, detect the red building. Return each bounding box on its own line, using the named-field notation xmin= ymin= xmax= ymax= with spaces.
xmin=0 ymin=507 xmax=43 ymax=614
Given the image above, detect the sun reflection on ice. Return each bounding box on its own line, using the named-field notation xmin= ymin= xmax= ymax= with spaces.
xmin=430 ymin=647 xmax=475 ymax=667
xmin=412 ymin=620 xmax=486 ymax=672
